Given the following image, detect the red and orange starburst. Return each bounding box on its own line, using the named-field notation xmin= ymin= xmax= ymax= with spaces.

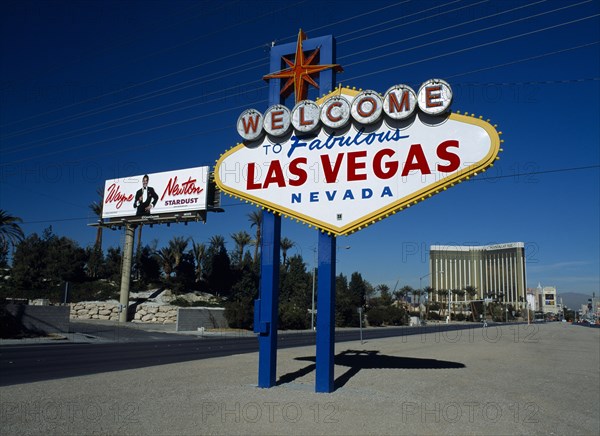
xmin=263 ymin=29 xmax=343 ymax=104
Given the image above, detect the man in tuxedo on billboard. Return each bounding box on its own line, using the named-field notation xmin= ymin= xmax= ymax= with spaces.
xmin=134 ymin=174 xmax=158 ymax=216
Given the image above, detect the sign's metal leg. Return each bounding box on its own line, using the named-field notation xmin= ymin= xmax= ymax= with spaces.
xmin=257 ymin=211 xmax=281 ymax=388
xmin=316 ymin=232 xmax=336 ymax=393
xmin=254 ymin=32 xmax=337 ymax=391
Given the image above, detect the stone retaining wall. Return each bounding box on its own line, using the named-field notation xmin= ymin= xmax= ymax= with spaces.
xmin=69 ymin=302 xmax=215 ymax=325
xmin=133 ymin=304 xmax=178 ymax=324
xmin=70 ymin=302 xmax=121 ymax=321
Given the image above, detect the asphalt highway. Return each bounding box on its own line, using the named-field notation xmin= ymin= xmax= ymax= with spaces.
xmin=0 ymin=324 xmax=480 ymax=386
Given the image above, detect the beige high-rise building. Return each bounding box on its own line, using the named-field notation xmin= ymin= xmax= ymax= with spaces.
xmin=430 ymin=242 xmax=527 ymax=306
xmin=541 ymin=286 xmax=559 ymax=314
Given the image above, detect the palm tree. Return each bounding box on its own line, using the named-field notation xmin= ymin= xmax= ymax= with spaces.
xmin=280 ymin=237 xmax=294 ymax=269
xmin=191 ymin=240 xmax=207 ymax=283
xmin=396 ymin=285 xmax=413 ymax=304
xmin=209 ymin=234 xmax=226 ymax=248
xmin=155 ymin=247 xmax=175 ymax=277
xmin=88 ymin=188 xmax=104 ymax=249
xmin=412 ymin=289 xmax=423 ymax=316
xmin=464 ymin=285 xmax=477 ymax=320
xmin=375 ymin=283 xmax=393 ymax=306
xmin=465 ymin=285 xmax=478 ymax=301
xmin=449 ymin=289 xmax=463 ymax=317
xmin=0 ymin=209 xmax=24 ymax=253
xmin=248 ymin=210 xmax=262 ymax=264
xmin=230 ymin=231 xmax=251 ymax=267
xmin=453 ymin=289 xmax=466 ymax=314
xmin=436 ymin=289 xmax=448 ymax=317
xmin=168 ymin=236 xmax=189 ymax=269
xmin=423 ymin=286 xmax=435 ymax=319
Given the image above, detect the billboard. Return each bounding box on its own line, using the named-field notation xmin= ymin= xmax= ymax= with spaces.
xmin=215 ymin=83 xmax=501 ymax=235
xmin=102 ymin=166 xmax=210 ymax=221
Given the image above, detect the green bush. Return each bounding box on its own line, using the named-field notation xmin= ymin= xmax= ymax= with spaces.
xmin=488 ymin=303 xmax=505 ymax=322
xmin=279 ymin=303 xmax=308 ymax=330
xmin=335 ymin=306 xmax=360 ymax=327
xmin=170 ymin=297 xmax=223 ymax=308
xmin=0 ymin=280 xmax=119 ymax=304
xmin=386 ymin=306 xmax=408 ymax=326
xmin=170 ymin=297 xmax=191 ymax=307
xmin=366 ymin=305 xmax=408 ymax=326
xmin=429 ymin=302 xmax=441 ymax=311
xmin=68 ymin=280 xmax=120 ymax=302
xmin=191 ymin=300 xmax=223 ymax=308
xmin=366 ymin=307 xmax=386 ymax=326
xmin=427 ymin=311 xmax=442 ymax=321
xmin=453 ymin=313 xmax=466 ymax=321
xmin=224 ymin=298 xmax=254 ymax=330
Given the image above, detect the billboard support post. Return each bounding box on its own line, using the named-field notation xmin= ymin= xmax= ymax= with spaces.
xmin=118 ymin=223 xmax=135 ymax=323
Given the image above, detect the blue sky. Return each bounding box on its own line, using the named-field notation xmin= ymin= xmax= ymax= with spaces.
xmin=1 ymin=0 xmax=599 ymax=296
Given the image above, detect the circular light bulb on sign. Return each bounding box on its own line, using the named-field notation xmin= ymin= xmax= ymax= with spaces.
xmin=417 ymin=79 xmax=452 ymax=115
xmin=320 ymin=96 xmax=351 ymax=129
xmin=291 ymin=100 xmax=321 ymax=133
xmin=351 ymin=90 xmax=383 ymax=124
xmin=383 ymin=84 xmax=417 ymax=120
xmin=237 ymin=109 xmax=264 ymax=141
xmin=263 ymin=104 xmax=291 ymax=136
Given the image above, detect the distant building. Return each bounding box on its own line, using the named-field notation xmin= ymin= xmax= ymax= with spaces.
xmin=581 ymin=296 xmax=600 ymax=321
xmin=526 ymin=286 xmax=539 ymax=311
xmin=541 ymin=286 xmax=559 ymax=314
xmin=526 ymin=284 xmax=562 ymax=315
xmin=430 ymin=242 xmax=526 ymax=306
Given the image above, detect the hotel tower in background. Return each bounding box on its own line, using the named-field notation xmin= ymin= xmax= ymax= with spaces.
xmin=430 ymin=243 xmax=526 ymax=306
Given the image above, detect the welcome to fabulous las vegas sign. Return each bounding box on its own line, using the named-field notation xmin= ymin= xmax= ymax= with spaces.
xmin=215 ymin=33 xmax=501 ymax=236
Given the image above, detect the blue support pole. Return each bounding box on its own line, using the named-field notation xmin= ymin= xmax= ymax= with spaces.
xmin=257 ymin=211 xmax=281 ymax=388
xmin=316 ymin=232 xmax=336 ymax=393
xmin=254 ymin=37 xmax=286 ymax=389
xmin=255 ymin=32 xmax=338 ymax=391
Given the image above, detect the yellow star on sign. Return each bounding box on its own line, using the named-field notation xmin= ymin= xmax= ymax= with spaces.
xmin=263 ymin=29 xmax=343 ymax=104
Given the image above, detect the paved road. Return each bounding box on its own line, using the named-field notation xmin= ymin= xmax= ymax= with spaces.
xmin=68 ymin=320 xmax=200 ymax=342
xmin=0 ymin=323 xmax=481 ymax=386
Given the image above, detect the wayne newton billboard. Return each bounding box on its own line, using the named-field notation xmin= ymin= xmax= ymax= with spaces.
xmin=102 ymin=166 xmax=210 ymax=221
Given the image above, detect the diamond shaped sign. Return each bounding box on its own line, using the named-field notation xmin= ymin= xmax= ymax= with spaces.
xmin=215 ymin=87 xmax=501 ymax=235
